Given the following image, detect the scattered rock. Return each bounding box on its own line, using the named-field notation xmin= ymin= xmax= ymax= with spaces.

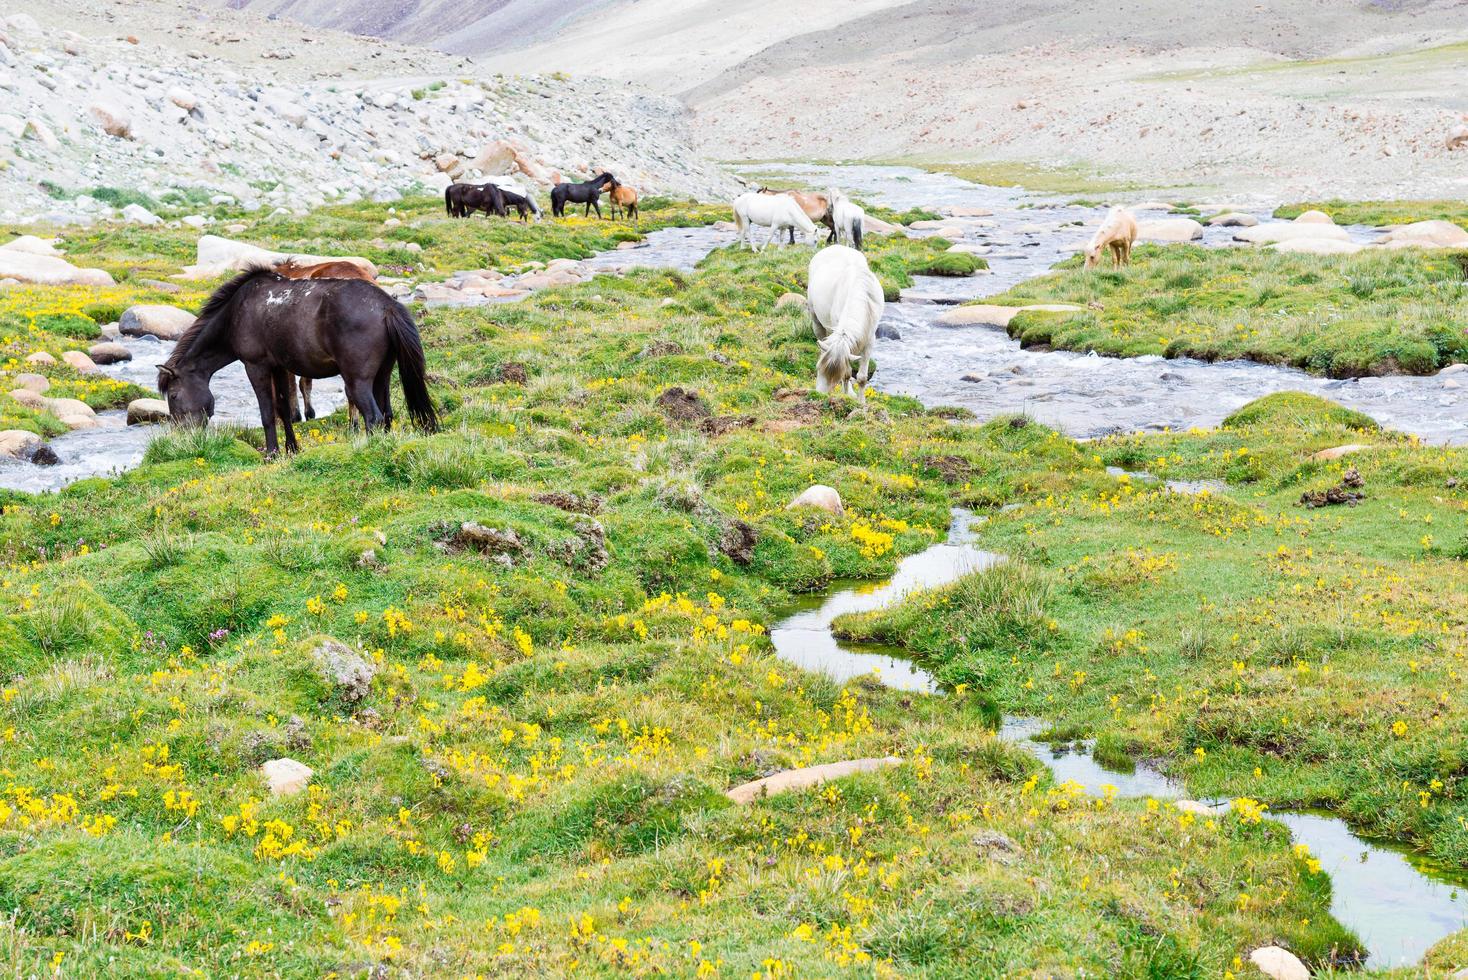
xmin=656 ymin=386 xmax=711 ymax=423
xmin=1373 ymin=219 xmax=1468 ymax=249
xmin=60 ymin=351 xmax=97 ymax=374
xmin=787 ymin=484 xmax=843 ymax=516
xmin=936 ymin=303 xmax=1082 ymax=328
xmin=1206 ymin=212 xmax=1258 ymax=227
xmin=0 ymin=235 xmax=61 ymax=256
xmin=531 ymin=490 xmax=602 ymax=514
xmin=1307 ymin=443 xmax=1369 ymax=462
xmin=1248 ymin=946 xmax=1310 ymax=980
xmin=24 ymin=352 xmax=56 ymax=366
xmin=452 ymin=522 xmax=525 ymax=557
xmin=775 ymin=292 xmax=807 ymax=311
xmin=725 ymin=757 xmax=902 ymax=804
xmin=126 ymin=398 xmax=170 ymax=425
xmin=0 ymin=429 xmax=56 ymax=465
xmin=311 ymin=638 xmax=377 ymax=704
xmin=637 ymin=340 xmax=684 ymax=360
xmin=875 ymin=322 xmax=901 ymax=341
xmin=1292 ymin=209 xmax=1334 ymax=225
xmin=719 ymin=519 xmax=758 ymax=565
xmin=167 ymin=86 xmax=197 ymax=111
xmin=1135 ymin=218 xmax=1203 ymax=242
xmin=1234 ymin=223 xmax=1350 ymax=244
xmin=1269 ymin=238 xmax=1362 ymax=255
xmin=122 ymin=203 xmax=162 ymax=225
xmin=544 ymin=519 xmax=609 ymax=573
xmin=120 ymin=304 xmax=196 ymax=341
xmin=0 ymin=251 xmax=113 ymax=287
xmin=88 ymin=341 xmax=132 ymax=364
xmin=971 ymin=829 xmax=1020 ymax=862
xmin=260 ymin=758 xmax=313 ymax=797
xmin=87 ymin=99 xmax=132 ymax=139
xmin=12 ymin=373 xmax=48 ymax=393
xmin=1300 ymin=468 xmax=1365 ymax=508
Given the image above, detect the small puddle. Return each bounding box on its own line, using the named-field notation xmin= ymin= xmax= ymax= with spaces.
xmin=768 ymin=509 xmax=1468 ymax=968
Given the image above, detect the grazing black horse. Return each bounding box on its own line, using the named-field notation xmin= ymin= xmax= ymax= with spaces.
xmin=158 ymin=267 xmax=437 ymax=455
xmin=498 ymin=187 xmax=539 ymax=223
xmin=445 ymin=182 xmax=507 ymax=219
xmin=550 ymin=172 xmax=615 ymax=218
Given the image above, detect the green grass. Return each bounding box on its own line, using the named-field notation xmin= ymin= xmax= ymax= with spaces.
xmin=1274 ymin=200 xmax=1468 ymax=228
xmin=833 ymin=392 xmax=1468 ymax=877
xmin=0 ymin=206 xmax=1386 ymax=975
xmin=897 ymin=159 xmax=1159 ymax=196
xmin=980 ymin=243 xmax=1468 ymax=376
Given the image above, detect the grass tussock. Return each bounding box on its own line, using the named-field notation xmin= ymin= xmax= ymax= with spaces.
xmin=984 ymin=243 xmax=1468 ymax=376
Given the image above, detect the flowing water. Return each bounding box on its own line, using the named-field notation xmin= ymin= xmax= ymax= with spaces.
xmin=749 ymin=163 xmax=1468 ymax=445
xmin=6 ymin=163 xmax=1463 ymax=492
xmin=768 ymin=509 xmax=1468 ymax=968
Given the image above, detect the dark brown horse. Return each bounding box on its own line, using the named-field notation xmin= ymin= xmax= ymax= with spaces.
xmin=550 ymin=172 xmax=615 ymax=218
xmin=158 ymin=267 xmax=437 ymax=455
xmin=446 ymin=182 xmax=508 ymax=219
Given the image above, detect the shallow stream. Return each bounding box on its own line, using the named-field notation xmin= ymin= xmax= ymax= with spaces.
xmin=768 ymin=509 xmax=1468 ymax=969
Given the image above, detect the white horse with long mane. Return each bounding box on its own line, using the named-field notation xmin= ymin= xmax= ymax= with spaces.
xmin=807 ymin=245 xmax=883 ymax=402
xmin=733 ymin=191 xmax=818 ymax=251
xmin=828 ymin=188 xmax=866 ymax=251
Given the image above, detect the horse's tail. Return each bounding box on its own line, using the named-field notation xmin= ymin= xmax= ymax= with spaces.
xmin=851 ymin=214 xmax=863 ymax=251
xmin=445 ymin=186 xmax=453 ymax=216
xmin=815 ymin=331 xmax=853 ymax=394
xmin=385 ymin=300 xmax=438 ymax=432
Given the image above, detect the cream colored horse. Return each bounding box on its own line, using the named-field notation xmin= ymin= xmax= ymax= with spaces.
xmin=1084 ymin=207 xmax=1138 ymax=268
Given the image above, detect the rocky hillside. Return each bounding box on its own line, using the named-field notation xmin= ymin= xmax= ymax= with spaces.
xmin=0 ymin=3 xmax=734 ymax=225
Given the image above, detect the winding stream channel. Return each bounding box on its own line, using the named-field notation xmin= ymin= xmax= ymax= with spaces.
xmin=768 ymin=509 xmax=1467 ymax=969
xmin=4 ymin=163 xmax=1465 ymax=493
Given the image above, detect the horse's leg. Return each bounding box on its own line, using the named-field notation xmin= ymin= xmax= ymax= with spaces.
xmin=592 ymin=198 xmax=602 ymax=219
xmin=269 ymin=367 xmax=299 ymax=453
xmin=244 ymin=363 xmax=280 ymax=457
xmin=299 ymin=377 xmax=316 ymax=420
xmin=373 ymin=360 xmax=394 ymax=432
xmin=344 ymin=375 xmax=384 ymax=432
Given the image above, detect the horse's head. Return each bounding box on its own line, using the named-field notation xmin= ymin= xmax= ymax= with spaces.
xmin=157 ymin=364 xmax=214 ymax=424
xmin=1083 ymin=241 xmax=1104 ymax=269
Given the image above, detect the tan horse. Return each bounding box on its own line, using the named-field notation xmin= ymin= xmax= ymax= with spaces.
xmin=758 ymin=188 xmax=836 ymax=244
xmin=1084 ymin=207 xmax=1138 ymax=269
xmin=606 ymin=180 xmax=640 ymax=225
xmin=274 ymin=259 xmax=378 ymax=422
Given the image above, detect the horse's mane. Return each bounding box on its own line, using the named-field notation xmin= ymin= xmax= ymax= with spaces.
xmin=164 ymin=265 xmax=279 ymax=369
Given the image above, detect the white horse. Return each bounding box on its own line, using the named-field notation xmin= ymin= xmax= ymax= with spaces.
xmin=733 ymin=192 xmax=817 ymax=251
xmin=828 ymin=188 xmax=866 ymax=251
xmin=807 ymin=245 xmax=883 ymax=402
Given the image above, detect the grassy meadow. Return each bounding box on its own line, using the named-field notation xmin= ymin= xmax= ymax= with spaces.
xmin=980 ymin=244 xmax=1468 ymax=376
xmin=0 ymin=197 xmax=1462 ymax=976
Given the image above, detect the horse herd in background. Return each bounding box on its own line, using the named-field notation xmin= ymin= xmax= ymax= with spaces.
xmin=159 ymin=174 xmax=900 ymax=451
xmin=445 ymin=172 xmax=640 ymax=225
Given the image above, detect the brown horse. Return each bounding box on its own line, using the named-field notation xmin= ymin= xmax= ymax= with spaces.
xmin=275 ymin=259 xmax=378 ymax=422
xmin=158 ymin=267 xmax=436 ymax=454
xmin=758 ymin=188 xmax=836 ymax=244
xmin=605 ymin=179 xmax=640 ymax=225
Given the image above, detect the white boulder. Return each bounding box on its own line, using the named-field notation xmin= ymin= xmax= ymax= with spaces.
xmin=1248 ymin=946 xmax=1310 ymax=980
xmin=87 ymin=100 xmax=132 ymax=139
xmin=261 ymin=758 xmax=313 ymax=797
xmin=1373 ymin=220 xmax=1468 ymax=249
xmin=1292 ymin=209 xmax=1335 ymax=225
xmin=1234 ymin=223 xmax=1351 ymax=244
xmin=787 ymin=484 xmax=844 ymax=516
xmin=0 ymin=251 xmax=113 ymax=286
xmin=126 ymin=398 xmax=170 ymax=425
xmin=1269 ymin=239 xmax=1363 ymax=255
xmin=122 ymin=203 xmax=162 ymax=225
xmin=1136 ymin=218 xmax=1203 ymax=242
xmin=119 ymin=305 xmax=196 ymax=341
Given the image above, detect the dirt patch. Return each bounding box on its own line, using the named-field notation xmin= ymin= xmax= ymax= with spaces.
xmin=719 ymin=519 xmax=758 ymax=565
xmin=656 ymin=387 xmax=712 ymax=422
xmin=498 ymin=362 xmax=529 ymax=384
xmin=923 ymin=454 xmax=975 ymax=483
xmin=699 ymin=415 xmax=755 ymax=437
xmin=638 ymin=340 xmax=685 ymax=359
xmin=532 ymin=490 xmax=604 ymax=514
xmin=1300 ymin=467 xmax=1365 ymax=507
